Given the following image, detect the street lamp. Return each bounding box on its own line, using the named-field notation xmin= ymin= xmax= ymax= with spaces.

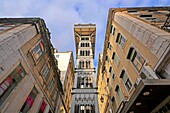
xmin=98 ymin=92 xmax=115 ymax=113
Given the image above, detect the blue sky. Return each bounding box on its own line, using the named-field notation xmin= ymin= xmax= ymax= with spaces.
xmin=0 ymin=0 xmax=170 ymax=68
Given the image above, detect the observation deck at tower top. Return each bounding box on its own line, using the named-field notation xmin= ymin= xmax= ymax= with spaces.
xmin=74 ymin=24 xmax=96 ymax=58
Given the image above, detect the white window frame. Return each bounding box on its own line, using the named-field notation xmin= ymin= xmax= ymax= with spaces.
xmin=40 ymin=61 xmax=50 ymax=80
xmin=116 ymin=33 xmax=127 ymax=49
xmin=112 ymin=52 xmax=120 ymax=68
xmin=31 ymin=40 xmax=45 ymax=62
xmin=120 ymin=69 xmax=133 ymax=92
xmin=127 ymin=47 xmax=145 ymax=72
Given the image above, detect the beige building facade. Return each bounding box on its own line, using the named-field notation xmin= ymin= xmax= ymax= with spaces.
xmin=96 ymin=53 xmax=110 ymax=113
xmin=97 ymin=7 xmax=170 ymax=113
xmin=54 ymin=51 xmax=75 ymax=113
xmin=0 ymin=18 xmax=63 ymax=113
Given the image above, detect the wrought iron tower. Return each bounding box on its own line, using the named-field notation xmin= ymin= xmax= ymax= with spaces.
xmin=71 ymin=24 xmax=99 ymax=113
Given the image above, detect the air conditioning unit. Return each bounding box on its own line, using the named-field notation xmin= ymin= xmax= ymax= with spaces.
xmin=140 ymin=66 xmax=159 ymax=79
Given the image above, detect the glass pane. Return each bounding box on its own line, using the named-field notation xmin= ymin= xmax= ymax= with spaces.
xmin=20 ymin=87 xmax=38 ymax=113
xmin=32 ymin=41 xmax=44 ymax=61
xmin=136 ymin=54 xmax=145 ymax=64
xmin=122 ymin=72 xmax=128 ymax=83
xmin=120 ymin=36 xmax=126 ymax=49
xmin=117 ymin=87 xmax=123 ymax=102
xmin=130 ymin=49 xmax=136 ymax=61
xmin=114 ymin=54 xmax=120 ymax=66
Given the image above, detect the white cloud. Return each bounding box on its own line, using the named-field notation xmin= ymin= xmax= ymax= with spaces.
xmin=0 ymin=0 xmax=169 ymax=68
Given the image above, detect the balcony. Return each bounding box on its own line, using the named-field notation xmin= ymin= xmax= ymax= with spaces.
xmin=121 ymin=79 xmax=170 ymax=113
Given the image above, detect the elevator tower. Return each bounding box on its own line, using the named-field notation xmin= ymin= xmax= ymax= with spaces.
xmin=71 ymin=24 xmax=99 ymax=113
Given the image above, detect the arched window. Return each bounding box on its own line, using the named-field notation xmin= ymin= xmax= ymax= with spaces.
xmin=82 ymin=61 xmax=84 ymax=68
xmin=80 ymin=50 xmax=82 ymax=56
xmin=86 ymin=61 xmax=88 ymax=68
xmin=85 ymin=51 xmax=87 ymax=56
xmin=88 ymin=61 xmax=90 ymax=68
xmin=81 ymin=43 xmax=83 ymax=47
xmin=82 ymin=51 xmax=84 ymax=56
xmin=86 ymin=43 xmax=88 ymax=47
xmin=77 ymin=77 xmax=81 ymax=88
xmin=79 ymin=61 xmax=82 ymax=68
xmin=88 ymin=51 xmax=90 ymax=56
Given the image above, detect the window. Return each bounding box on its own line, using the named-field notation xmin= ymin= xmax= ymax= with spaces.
xmin=109 ymin=66 xmax=112 ymax=73
xmin=80 ymin=50 xmax=84 ymax=56
xmin=88 ymin=43 xmax=89 ymax=47
xmin=52 ymin=90 xmax=57 ymax=101
xmin=107 ymin=78 xmax=109 ymax=84
xmin=116 ymin=33 xmax=126 ymax=49
xmin=47 ymin=79 xmax=55 ymax=92
xmin=80 ymin=105 xmax=85 ymax=113
xmin=127 ymin=47 xmax=145 ymax=72
xmin=86 ymin=61 xmax=90 ymax=69
xmin=86 ymin=77 xmax=93 ymax=88
xmin=140 ymin=14 xmax=152 ymax=18
xmin=80 ymin=77 xmax=84 ymax=88
xmin=82 ymin=61 xmax=84 ymax=68
xmin=102 ymin=74 xmax=104 ymax=81
xmin=115 ymin=85 xmax=123 ymax=103
xmin=112 ymin=52 xmax=120 ymax=67
xmin=111 ymin=69 xmax=115 ymax=80
xmin=0 ymin=24 xmax=15 ymax=32
xmin=40 ymin=61 xmax=50 ymax=79
xmin=80 ymin=50 xmax=90 ymax=56
xmin=20 ymin=87 xmax=38 ymax=113
xmin=55 ymin=55 xmax=60 ymax=58
xmin=81 ymin=38 xmax=89 ymax=40
xmin=110 ymin=25 xmax=116 ymax=35
xmin=77 ymin=76 xmax=86 ymax=88
xmin=128 ymin=10 xmax=137 ymax=13
xmin=77 ymin=77 xmax=81 ymax=88
xmin=108 ymin=42 xmax=112 ymax=50
xmin=0 ymin=64 xmax=26 ymax=106
xmin=106 ymin=55 xmax=108 ymax=61
xmin=79 ymin=61 xmax=82 ymax=68
xmin=38 ymin=100 xmax=47 ymax=113
xmin=32 ymin=40 xmax=45 ymax=61
xmin=120 ymin=70 xmax=132 ymax=92
xmin=81 ymin=43 xmax=90 ymax=47
xmin=88 ymin=51 xmax=90 ymax=56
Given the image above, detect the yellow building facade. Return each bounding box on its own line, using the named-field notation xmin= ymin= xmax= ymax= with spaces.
xmin=97 ymin=7 xmax=170 ymax=113
xmin=54 ymin=51 xmax=75 ymax=113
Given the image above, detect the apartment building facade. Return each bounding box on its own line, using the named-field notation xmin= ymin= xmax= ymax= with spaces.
xmin=54 ymin=51 xmax=75 ymax=113
xmin=96 ymin=53 xmax=110 ymax=113
xmin=71 ymin=24 xmax=99 ymax=113
xmin=97 ymin=7 xmax=170 ymax=113
xmin=0 ymin=18 xmax=63 ymax=113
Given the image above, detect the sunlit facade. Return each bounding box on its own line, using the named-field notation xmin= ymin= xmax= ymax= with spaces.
xmin=54 ymin=51 xmax=75 ymax=113
xmin=98 ymin=7 xmax=170 ymax=113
